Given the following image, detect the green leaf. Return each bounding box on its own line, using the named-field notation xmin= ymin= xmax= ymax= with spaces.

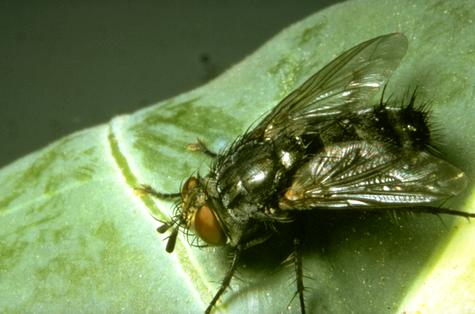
xmin=1 ymin=0 xmax=475 ymax=313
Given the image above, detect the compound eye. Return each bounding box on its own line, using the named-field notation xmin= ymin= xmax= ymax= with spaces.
xmin=194 ymin=205 xmax=226 ymax=246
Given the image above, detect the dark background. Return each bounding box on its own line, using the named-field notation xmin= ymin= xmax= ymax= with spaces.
xmin=0 ymin=1 xmax=342 ymax=168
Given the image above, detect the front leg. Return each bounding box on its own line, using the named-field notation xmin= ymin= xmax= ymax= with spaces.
xmin=205 ymin=246 xmax=242 ymax=313
xmin=134 ymin=184 xmax=180 ymax=200
xmin=134 ymin=184 xmax=181 ymax=252
xmin=292 ymin=236 xmax=307 ymax=314
xmin=135 ymin=139 xmax=216 ymax=200
xmin=187 ymin=138 xmax=218 ymax=158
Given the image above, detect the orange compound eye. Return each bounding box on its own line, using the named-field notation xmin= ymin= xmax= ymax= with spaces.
xmin=193 ymin=205 xmax=226 ymax=246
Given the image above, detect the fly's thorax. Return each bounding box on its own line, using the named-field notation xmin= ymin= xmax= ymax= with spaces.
xmin=180 ymin=176 xmax=227 ymax=246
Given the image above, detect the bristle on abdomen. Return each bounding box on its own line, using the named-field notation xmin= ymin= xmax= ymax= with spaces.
xmin=356 ymin=91 xmax=432 ymax=151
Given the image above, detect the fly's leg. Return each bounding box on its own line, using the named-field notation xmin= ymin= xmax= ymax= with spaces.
xmin=135 ymin=139 xmax=215 ymax=199
xmin=405 ymin=206 xmax=475 ymax=219
xmin=292 ymin=237 xmax=306 ymax=314
xmin=205 ymin=246 xmax=242 ymax=314
xmin=134 ymin=184 xmax=181 ymax=252
xmin=134 ymin=184 xmax=180 ymax=200
xmin=187 ymin=138 xmax=218 ymax=158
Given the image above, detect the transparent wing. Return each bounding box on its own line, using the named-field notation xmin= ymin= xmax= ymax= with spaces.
xmin=249 ymin=33 xmax=408 ymax=141
xmin=279 ymin=142 xmax=467 ymax=210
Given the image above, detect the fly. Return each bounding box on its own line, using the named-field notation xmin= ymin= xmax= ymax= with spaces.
xmin=138 ymin=33 xmax=472 ymax=313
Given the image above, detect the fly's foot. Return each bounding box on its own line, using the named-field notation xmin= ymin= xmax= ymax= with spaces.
xmin=187 ymin=139 xmax=218 ymax=158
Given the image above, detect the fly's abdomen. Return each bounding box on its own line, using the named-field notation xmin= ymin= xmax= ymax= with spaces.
xmin=355 ymin=98 xmax=431 ymax=151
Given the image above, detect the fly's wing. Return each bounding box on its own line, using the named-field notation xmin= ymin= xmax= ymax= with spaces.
xmin=248 ymin=33 xmax=408 ymax=141
xmin=279 ymin=142 xmax=467 ymax=211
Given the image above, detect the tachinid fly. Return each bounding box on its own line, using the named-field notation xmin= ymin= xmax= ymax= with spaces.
xmin=138 ymin=33 xmax=472 ymax=313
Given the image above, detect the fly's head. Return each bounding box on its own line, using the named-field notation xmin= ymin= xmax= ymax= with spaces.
xmin=158 ymin=176 xmax=227 ymax=253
